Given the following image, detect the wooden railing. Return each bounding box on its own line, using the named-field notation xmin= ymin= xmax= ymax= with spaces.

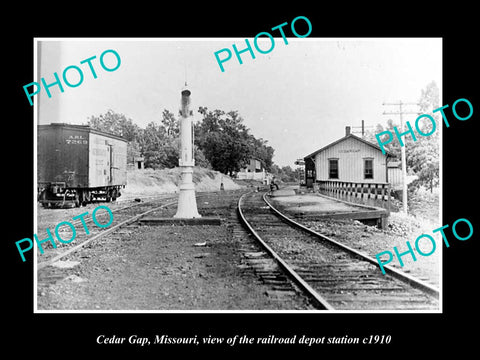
xmin=315 ymin=180 xmax=391 ymax=212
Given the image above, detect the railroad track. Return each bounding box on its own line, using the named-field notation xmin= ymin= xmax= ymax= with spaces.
xmin=37 ymin=195 xmax=179 ymax=269
xmin=238 ymin=190 xmax=440 ymax=311
xmin=37 ymin=188 xmax=313 ymax=310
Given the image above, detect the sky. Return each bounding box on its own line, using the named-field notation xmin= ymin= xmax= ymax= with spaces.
xmin=36 ymin=38 xmax=442 ymax=167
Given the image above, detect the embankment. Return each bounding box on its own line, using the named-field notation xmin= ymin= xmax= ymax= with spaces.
xmin=122 ymin=167 xmax=242 ymax=198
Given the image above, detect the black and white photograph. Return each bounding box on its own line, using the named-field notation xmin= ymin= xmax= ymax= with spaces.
xmin=32 ymin=37 xmax=442 ymax=313
xmin=7 ymin=6 xmax=478 ymax=356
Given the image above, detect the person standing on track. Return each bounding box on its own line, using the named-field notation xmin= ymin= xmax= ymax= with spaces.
xmin=270 ymin=177 xmax=279 ymax=191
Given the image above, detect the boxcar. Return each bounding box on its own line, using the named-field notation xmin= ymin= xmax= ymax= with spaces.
xmin=38 ymin=123 xmax=127 ymax=207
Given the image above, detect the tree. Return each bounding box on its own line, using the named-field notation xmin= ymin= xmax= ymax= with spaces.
xmin=269 ymin=164 xmax=301 ymax=183
xmin=195 ymin=108 xmax=252 ymax=175
xmin=87 ymin=106 xmax=274 ymax=173
xmin=161 ymin=109 xmax=179 ymax=138
xmin=127 ymin=139 xmax=142 ymax=164
xmin=142 ymin=110 xmax=210 ymax=169
xmin=366 ymin=81 xmax=440 ymax=192
xmin=364 ymin=118 xmax=413 ymax=161
xmin=249 ymin=136 xmax=275 ymax=172
xmin=87 ymin=109 xmax=140 ymax=142
xmin=409 ymin=81 xmax=440 ymax=192
xmin=142 ymin=121 xmax=167 ymax=169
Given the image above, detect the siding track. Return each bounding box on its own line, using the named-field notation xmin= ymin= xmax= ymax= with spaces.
xmin=238 ymin=191 xmax=440 ymax=311
xmin=37 ymin=196 xmax=178 ymax=270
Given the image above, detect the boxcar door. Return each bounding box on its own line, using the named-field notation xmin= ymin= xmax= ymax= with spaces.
xmin=108 ymin=144 xmax=114 ymax=185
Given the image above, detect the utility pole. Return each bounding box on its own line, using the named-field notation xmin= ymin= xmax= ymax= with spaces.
xmin=382 ymin=101 xmax=419 ymax=214
xmin=351 ymin=119 xmax=374 ymax=138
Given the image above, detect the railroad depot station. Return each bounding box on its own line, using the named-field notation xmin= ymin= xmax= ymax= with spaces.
xmin=301 ymin=126 xmax=402 ymax=210
xmin=304 ymin=126 xmax=395 ymax=188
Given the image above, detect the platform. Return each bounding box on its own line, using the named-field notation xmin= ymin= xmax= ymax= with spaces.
xmin=269 ymin=187 xmax=388 ymax=228
xmin=269 ymin=188 xmax=297 ymax=197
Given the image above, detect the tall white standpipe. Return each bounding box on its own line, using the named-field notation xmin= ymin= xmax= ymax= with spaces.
xmin=174 ymin=83 xmax=201 ymax=218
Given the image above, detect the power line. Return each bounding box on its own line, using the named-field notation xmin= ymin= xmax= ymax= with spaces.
xmin=351 ymin=119 xmax=373 ymax=137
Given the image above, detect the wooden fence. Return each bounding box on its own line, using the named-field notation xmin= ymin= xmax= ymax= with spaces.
xmin=315 ymin=180 xmax=391 ymax=212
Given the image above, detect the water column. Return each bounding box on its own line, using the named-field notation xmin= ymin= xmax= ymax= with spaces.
xmin=174 ymin=83 xmax=201 ymax=218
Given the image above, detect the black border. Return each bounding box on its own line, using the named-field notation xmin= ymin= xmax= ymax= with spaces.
xmin=7 ymin=4 xmax=478 ymax=356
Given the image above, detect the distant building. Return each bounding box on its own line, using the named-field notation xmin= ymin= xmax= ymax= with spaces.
xmin=303 ymin=126 xmax=395 ymax=187
xmin=237 ymin=158 xmax=271 ymax=184
xmin=132 ymin=156 xmax=145 ymax=170
xmin=127 ymin=143 xmax=144 ymax=170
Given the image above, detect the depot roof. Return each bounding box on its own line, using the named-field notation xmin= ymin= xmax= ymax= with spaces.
xmin=303 ymin=133 xmax=394 ymax=159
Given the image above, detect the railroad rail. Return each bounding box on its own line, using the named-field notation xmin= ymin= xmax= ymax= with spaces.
xmin=37 ymin=188 xmax=316 ymax=310
xmin=37 ymin=195 xmax=179 ymax=269
xmin=238 ymin=190 xmax=440 ymax=311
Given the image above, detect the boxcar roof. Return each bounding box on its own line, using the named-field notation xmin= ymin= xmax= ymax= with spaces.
xmin=303 ymin=133 xmax=394 ymax=159
xmin=38 ymin=123 xmax=128 ymax=143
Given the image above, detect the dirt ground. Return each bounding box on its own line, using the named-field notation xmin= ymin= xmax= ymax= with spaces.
xmin=35 ymin=183 xmax=441 ymax=311
xmin=36 ymin=189 xmax=306 ymax=311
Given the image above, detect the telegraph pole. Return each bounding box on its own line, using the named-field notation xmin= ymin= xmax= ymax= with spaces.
xmin=382 ymin=101 xmax=419 ymax=214
xmin=351 ymin=120 xmax=373 ymax=138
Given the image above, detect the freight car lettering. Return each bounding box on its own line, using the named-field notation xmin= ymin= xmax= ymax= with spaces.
xmin=15 ymin=205 xmax=113 ymax=262
xmin=23 ymin=49 xmax=121 ymax=106
xmin=66 ymin=139 xmax=88 ymax=145
xmin=375 ymin=217 xmax=474 ymax=274
xmin=65 ymin=134 xmax=88 ymax=145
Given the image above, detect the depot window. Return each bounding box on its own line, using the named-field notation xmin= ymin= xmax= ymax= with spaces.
xmin=328 ymin=159 xmax=339 ymax=179
xmin=364 ymin=158 xmax=373 ymax=179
